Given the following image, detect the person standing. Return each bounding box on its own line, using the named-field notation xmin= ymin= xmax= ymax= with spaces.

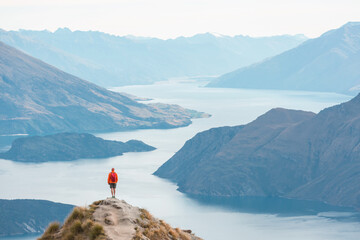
xmin=107 ymin=168 xmax=118 ymax=198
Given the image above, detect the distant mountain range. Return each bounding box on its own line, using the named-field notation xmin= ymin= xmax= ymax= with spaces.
xmin=208 ymin=22 xmax=360 ymax=95
xmin=0 ymin=133 xmax=155 ymax=162
xmin=0 ymin=199 xmax=74 ymax=237
xmin=155 ymin=93 xmax=360 ymax=209
xmin=0 ymin=28 xmax=306 ymax=86
xmin=0 ymin=41 xmax=206 ymax=135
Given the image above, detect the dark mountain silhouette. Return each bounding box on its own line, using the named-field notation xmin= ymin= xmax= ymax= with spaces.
xmin=0 ymin=41 xmax=204 ymax=135
xmin=155 ymin=94 xmax=360 ymax=209
xmin=208 ymin=22 xmax=360 ymax=95
xmin=0 ymin=28 xmax=306 ymax=86
xmin=0 ymin=133 xmax=155 ymax=162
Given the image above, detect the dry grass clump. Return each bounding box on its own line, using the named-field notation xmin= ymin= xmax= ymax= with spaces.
xmin=89 ymin=223 xmax=105 ymax=240
xmin=133 ymin=209 xmax=201 ymax=240
xmin=70 ymin=219 xmax=83 ymax=235
xmin=40 ymin=222 xmax=60 ymax=240
xmin=38 ymin=201 xmax=106 ymax=240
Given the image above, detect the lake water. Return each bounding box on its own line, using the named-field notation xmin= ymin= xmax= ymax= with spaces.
xmin=1 ymin=79 xmax=359 ymax=240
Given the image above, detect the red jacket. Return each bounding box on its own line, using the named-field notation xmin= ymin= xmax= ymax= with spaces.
xmin=108 ymin=171 xmax=118 ymax=184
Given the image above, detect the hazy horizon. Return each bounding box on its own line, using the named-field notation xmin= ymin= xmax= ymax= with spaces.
xmin=1 ymin=0 xmax=360 ymax=39
xmin=0 ymin=26 xmax=310 ymax=40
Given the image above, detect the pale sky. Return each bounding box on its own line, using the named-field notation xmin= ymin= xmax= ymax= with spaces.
xmin=1 ymin=0 xmax=360 ymax=39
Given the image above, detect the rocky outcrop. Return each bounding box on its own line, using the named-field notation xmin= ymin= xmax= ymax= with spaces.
xmin=0 ymin=133 xmax=155 ymax=162
xmin=0 ymin=199 xmax=74 ymax=237
xmin=208 ymin=22 xmax=360 ymax=95
xmin=39 ymin=198 xmax=202 ymax=240
xmin=155 ymin=94 xmax=360 ymax=209
xmin=0 ymin=41 xmax=205 ymax=135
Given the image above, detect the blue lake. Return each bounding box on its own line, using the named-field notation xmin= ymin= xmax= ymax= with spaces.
xmin=1 ymin=80 xmax=359 ymax=240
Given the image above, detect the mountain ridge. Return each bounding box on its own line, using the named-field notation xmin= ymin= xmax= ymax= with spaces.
xmin=0 ymin=41 xmax=204 ymax=135
xmin=155 ymin=93 xmax=360 ymax=208
xmin=0 ymin=28 xmax=306 ymax=86
xmin=208 ymin=22 xmax=360 ymax=95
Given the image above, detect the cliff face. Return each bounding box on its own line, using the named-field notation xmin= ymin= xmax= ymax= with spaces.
xmin=39 ymin=198 xmax=202 ymax=240
xmin=0 ymin=41 xmax=203 ymax=135
xmin=0 ymin=133 xmax=155 ymax=162
xmin=208 ymin=22 xmax=360 ymax=95
xmin=0 ymin=199 xmax=74 ymax=237
xmin=155 ymin=94 xmax=360 ymax=208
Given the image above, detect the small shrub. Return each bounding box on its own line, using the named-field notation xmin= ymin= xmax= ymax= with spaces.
xmin=82 ymin=219 xmax=94 ymax=230
xmin=140 ymin=209 xmax=152 ymax=221
xmin=88 ymin=208 xmax=96 ymax=215
xmin=160 ymin=220 xmax=171 ymax=231
xmin=63 ymin=232 xmax=75 ymax=240
xmin=179 ymin=231 xmax=191 ymax=240
xmin=92 ymin=200 xmax=102 ymax=206
xmin=90 ymin=223 xmax=105 ymax=240
xmin=148 ymin=220 xmax=157 ymax=229
xmin=143 ymin=228 xmax=150 ymax=236
xmin=47 ymin=222 xmax=60 ymax=234
xmin=89 ymin=204 xmax=98 ymax=209
xmin=70 ymin=219 xmax=83 ymax=234
xmin=133 ymin=229 xmax=143 ymax=240
xmin=65 ymin=207 xmax=85 ymax=224
xmin=169 ymin=228 xmax=180 ymax=239
xmin=38 ymin=221 xmax=60 ymax=240
xmin=151 ymin=228 xmax=167 ymax=239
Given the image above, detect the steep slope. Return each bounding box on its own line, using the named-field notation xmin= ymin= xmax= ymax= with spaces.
xmin=0 ymin=199 xmax=74 ymax=237
xmin=39 ymin=198 xmax=202 ymax=240
xmin=155 ymin=94 xmax=360 ymax=208
xmin=0 ymin=133 xmax=155 ymax=162
xmin=208 ymin=22 xmax=360 ymax=95
xmin=0 ymin=41 xmax=202 ymax=135
xmin=0 ymin=28 xmax=306 ymax=86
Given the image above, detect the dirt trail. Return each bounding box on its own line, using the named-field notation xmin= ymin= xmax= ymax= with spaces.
xmin=93 ymin=198 xmax=140 ymax=240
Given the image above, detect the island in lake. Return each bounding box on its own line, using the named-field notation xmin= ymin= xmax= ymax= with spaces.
xmin=0 ymin=132 xmax=155 ymax=162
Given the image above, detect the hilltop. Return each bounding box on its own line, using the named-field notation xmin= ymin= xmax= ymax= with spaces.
xmin=39 ymin=198 xmax=201 ymax=240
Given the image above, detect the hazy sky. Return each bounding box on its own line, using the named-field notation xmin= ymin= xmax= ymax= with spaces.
xmin=1 ymin=0 xmax=360 ymax=39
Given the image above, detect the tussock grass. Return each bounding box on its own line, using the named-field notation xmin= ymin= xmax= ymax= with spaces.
xmin=82 ymin=219 xmax=95 ymax=231
xmin=63 ymin=232 xmax=75 ymax=240
xmin=133 ymin=209 xmax=201 ymax=240
xmin=92 ymin=200 xmax=102 ymax=206
xmin=70 ymin=219 xmax=83 ymax=234
xmin=168 ymin=228 xmax=180 ymax=239
xmin=39 ymin=222 xmax=60 ymax=240
xmin=89 ymin=223 xmax=105 ymax=240
xmin=38 ymin=201 xmax=106 ymax=240
xmin=65 ymin=207 xmax=86 ymax=225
